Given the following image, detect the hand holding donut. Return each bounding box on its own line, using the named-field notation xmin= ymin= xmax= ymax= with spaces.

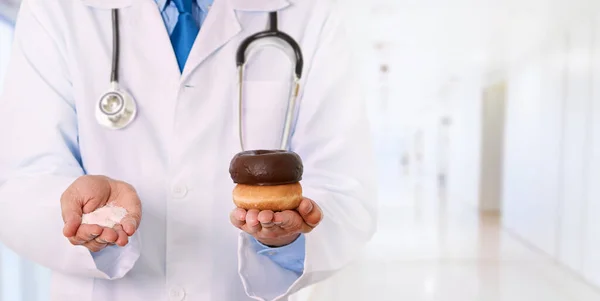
xmin=228 ymin=150 xmax=323 ymax=247
xmin=230 ymin=197 xmax=322 ymax=247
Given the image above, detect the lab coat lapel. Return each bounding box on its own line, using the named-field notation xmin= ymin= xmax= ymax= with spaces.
xmin=180 ymin=0 xmax=292 ymax=81
xmin=126 ymin=1 xmax=182 ymax=80
xmin=180 ymin=0 xmax=241 ymax=80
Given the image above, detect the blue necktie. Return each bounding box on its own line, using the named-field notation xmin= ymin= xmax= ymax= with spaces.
xmin=170 ymin=0 xmax=199 ymax=72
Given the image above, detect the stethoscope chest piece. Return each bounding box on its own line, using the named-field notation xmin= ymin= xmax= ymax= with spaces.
xmin=95 ymin=86 xmax=137 ymax=130
xmin=97 ymin=9 xmax=137 ymax=130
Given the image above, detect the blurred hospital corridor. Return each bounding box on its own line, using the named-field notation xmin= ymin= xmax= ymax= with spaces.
xmin=297 ymin=0 xmax=600 ymax=299
xmin=301 ymin=164 xmax=600 ymax=300
xmin=3 ymin=0 xmax=600 ymax=300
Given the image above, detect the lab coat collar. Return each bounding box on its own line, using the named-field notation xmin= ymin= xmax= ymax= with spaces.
xmin=156 ymin=0 xmax=169 ymax=11
xmin=159 ymin=0 xmax=215 ymax=12
xmin=79 ymin=0 xmax=133 ymax=9
xmin=196 ymin=0 xmax=216 ymax=12
xmin=228 ymin=0 xmax=291 ymax=12
xmin=80 ymin=0 xmax=291 ymax=11
xmin=80 ymin=0 xmax=293 ymax=83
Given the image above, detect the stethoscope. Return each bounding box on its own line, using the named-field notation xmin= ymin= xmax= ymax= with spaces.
xmin=97 ymin=9 xmax=304 ymax=151
xmin=95 ymin=9 xmax=137 ymax=130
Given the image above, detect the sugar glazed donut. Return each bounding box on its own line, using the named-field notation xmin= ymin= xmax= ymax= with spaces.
xmin=229 ymin=150 xmax=303 ymax=211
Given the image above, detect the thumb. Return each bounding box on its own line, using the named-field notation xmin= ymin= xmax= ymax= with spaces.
xmin=62 ymin=209 xmax=83 ymax=238
xmin=61 ymin=189 xmax=84 ymax=238
xmin=121 ymin=214 xmax=140 ymax=236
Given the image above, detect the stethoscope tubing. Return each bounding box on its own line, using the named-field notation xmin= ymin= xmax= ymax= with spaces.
xmin=101 ymin=9 xmax=304 ymax=147
xmin=111 ymin=9 xmax=120 ymax=84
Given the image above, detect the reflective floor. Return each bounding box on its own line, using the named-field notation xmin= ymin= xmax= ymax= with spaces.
xmin=301 ymin=161 xmax=600 ymax=301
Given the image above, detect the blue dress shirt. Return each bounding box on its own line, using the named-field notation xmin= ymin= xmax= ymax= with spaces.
xmin=152 ymin=0 xmax=306 ymax=274
xmin=155 ymin=0 xmax=211 ymax=35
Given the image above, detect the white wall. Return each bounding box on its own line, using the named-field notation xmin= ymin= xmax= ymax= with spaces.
xmin=558 ymin=16 xmax=593 ymax=274
xmin=445 ymin=75 xmax=483 ymax=209
xmin=502 ymin=11 xmax=600 ymax=288
xmin=583 ymin=13 xmax=600 ymax=288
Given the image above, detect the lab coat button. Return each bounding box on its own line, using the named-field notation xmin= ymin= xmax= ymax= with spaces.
xmin=169 ymin=287 xmax=186 ymax=301
xmin=172 ymin=184 xmax=188 ymax=198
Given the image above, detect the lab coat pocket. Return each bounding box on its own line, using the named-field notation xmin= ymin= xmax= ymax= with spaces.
xmin=240 ymin=80 xmax=292 ymax=150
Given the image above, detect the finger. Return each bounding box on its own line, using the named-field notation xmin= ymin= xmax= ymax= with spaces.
xmin=273 ymin=211 xmax=303 ymax=232
xmin=298 ymin=198 xmax=323 ymax=227
xmin=243 ymin=209 xmax=261 ymax=234
xmin=68 ymin=236 xmax=86 ymax=246
xmin=258 ymin=210 xmax=275 ymax=228
xmin=113 ymin=224 xmax=129 ymax=247
xmin=74 ymin=224 xmax=104 ymax=243
xmin=230 ymin=208 xmax=247 ymax=229
xmin=95 ymin=227 xmax=118 ymax=244
xmin=83 ymin=240 xmax=107 ymax=253
xmin=245 ymin=209 xmax=260 ymax=226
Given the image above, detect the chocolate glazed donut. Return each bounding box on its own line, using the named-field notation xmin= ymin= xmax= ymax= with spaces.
xmin=229 ymin=150 xmax=304 ymax=211
xmin=229 ymin=150 xmax=303 ymax=185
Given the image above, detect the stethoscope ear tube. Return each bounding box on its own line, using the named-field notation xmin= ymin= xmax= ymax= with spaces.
xmin=236 ymin=11 xmax=304 ymax=151
xmin=235 ymin=12 xmax=304 ymax=79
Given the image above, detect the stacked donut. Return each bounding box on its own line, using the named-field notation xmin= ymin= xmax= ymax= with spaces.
xmin=229 ymin=150 xmax=303 ymax=211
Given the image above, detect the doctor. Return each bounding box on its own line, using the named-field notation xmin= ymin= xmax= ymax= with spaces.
xmin=0 ymin=0 xmax=376 ymax=300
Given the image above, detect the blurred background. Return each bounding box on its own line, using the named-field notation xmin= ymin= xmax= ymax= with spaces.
xmin=2 ymin=0 xmax=600 ymax=300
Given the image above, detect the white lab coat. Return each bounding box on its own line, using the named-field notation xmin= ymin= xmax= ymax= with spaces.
xmin=0 ymin=0 xmax=377 ymax=300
